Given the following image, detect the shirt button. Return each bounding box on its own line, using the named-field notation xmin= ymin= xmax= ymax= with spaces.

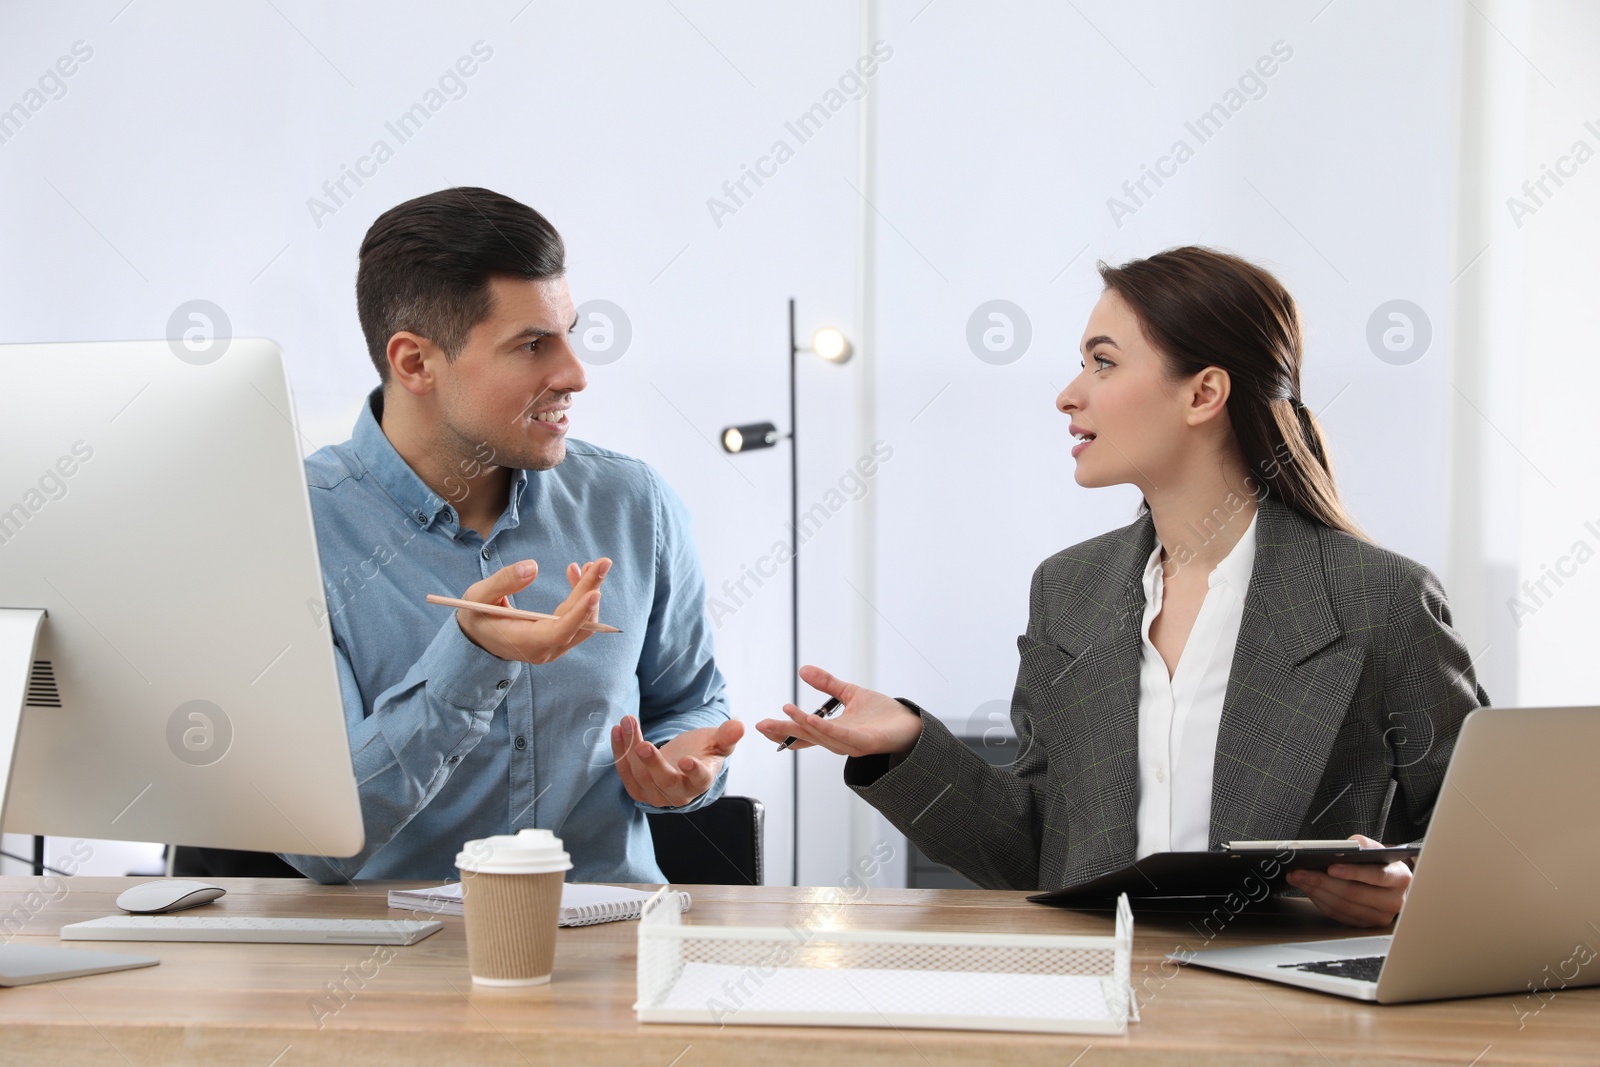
xmin=496 ymin=679 xmax=510 ymax=690
xmin=481 ymin=548 xmax=491 ymax=560
xmin=514 ymin=735 xmax=527 ymax=751
xmin=448 ymin=755 xmax=460 ymax=765
xmin=416 ymin=511 xmax=427 ymax=524
xmin=1155 ymin=765 xmax=1167 ymax=784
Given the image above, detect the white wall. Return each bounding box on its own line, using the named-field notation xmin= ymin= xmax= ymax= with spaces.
xmin=853 ymin=0 xmax=1467 ymax=879
xmin=4 ymin=0 xmax=1586 ymax=887
xmin=0 ymin=0 xmax=867 ymax=885
xmin=1496 ymin=0 xmax=1600 ymax=706
xmin=1446 ymin=0 xmax=1600 ymax=714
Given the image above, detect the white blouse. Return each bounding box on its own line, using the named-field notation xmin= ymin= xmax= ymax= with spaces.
xmin=1133 ymin=511 xmax=1258 ymax=858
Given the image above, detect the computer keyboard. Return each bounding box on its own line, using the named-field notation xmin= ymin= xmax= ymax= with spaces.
xmin=60 ymin=915 xmax=442 ymax=946
xmin=1280 ymin=955 xmax=1387 ymax=982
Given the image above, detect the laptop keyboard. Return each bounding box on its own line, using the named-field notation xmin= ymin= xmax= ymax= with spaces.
xmin=1279 ymin=955 xmax=1387 ymax=982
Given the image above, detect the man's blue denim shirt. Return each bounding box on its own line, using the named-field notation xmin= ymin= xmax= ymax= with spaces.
xmin=281 ymin=389 xmax=731 ymax=883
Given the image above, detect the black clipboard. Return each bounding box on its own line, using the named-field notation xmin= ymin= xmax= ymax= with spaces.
xmin=1026 ymin=843 xmax=1420 ymax=906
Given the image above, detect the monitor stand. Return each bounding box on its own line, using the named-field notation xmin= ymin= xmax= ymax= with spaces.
xmin=0 ymin=607 xmax=158 ymax=983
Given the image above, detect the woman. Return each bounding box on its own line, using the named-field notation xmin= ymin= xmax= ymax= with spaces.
xmin=755 ymin=246 xmax=1488 ymax=928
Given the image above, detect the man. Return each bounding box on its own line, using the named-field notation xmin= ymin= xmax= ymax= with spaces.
xmin=282 ymin=186 xmax=743 ymax=883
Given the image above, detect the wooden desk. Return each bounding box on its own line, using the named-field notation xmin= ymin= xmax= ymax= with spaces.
xmin=1 ymin=876 xmax=1594 ymax=1065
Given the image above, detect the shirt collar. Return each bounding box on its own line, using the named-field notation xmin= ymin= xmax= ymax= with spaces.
xmin=350 ymin=388 xmax=454 ymax=530
xmin=348 ymin=388 xmax=530 ymax=535
xmin=1142 ymin=507 xmax=1260 ymax=592
xmin=1211 ymin=508 xmax=1259 ymax=592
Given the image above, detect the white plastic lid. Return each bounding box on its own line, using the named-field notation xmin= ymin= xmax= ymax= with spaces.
xmin=455 ymin=828 xmax=573 ymax=875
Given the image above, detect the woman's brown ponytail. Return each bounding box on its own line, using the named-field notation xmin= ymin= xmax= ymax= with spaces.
xmin=1098 ymin=246 xmax=1364 ymax=538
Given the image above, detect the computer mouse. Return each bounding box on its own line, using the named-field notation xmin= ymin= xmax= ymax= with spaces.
xmin=115 ymin=879 xmax=227 ymax=914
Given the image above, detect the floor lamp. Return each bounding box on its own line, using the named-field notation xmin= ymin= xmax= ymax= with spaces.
xmin=720 ymin=298 xmax=852 ymax=886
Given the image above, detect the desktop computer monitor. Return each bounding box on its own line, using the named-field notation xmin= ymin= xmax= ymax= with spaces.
xmin=0 ymin=338 xmax=362 ymax=864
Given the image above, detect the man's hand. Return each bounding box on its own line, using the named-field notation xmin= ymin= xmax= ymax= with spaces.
xmin=1285 ymin=834 xmax=1413 ymax=927
xmin=611 ymin=714 xmax=744 ymax=808
xmin=753 ymin=664 xmax=924 ymax=758
xmin=456 ymin=557 xmax=612 ymax=665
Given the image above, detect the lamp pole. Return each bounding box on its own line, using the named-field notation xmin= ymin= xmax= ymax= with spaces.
xmin=787 ymin=297 xmax=801 ymax=887
xmin=721 ymin=299 xmax=851 ymax=886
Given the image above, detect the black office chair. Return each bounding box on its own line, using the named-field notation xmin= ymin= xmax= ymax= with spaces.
xmin=172 ymin=844 xmax=301 ymax=879
xmin=174 ymin=794 xmax=765 ymax=886
xmin=647 ymin=794 xmax=763 ymax=886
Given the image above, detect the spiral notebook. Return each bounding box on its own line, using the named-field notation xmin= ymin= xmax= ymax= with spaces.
xmin=386 ymin=882 xmax=690 ymax=927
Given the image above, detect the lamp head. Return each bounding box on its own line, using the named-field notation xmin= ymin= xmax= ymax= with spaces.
xmin=811 ymin=327 xmax=852 ymax=363
xmin=720 ymin=421 xmax=779 ymax=453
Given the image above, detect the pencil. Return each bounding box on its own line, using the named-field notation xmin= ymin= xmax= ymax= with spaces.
xmin=426 ymin=594 xmax=622 ymax=634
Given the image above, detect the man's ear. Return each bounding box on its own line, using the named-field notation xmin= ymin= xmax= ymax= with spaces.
xmin=1185 ymin=366 xmax=1231 ymax=427
xmin=387 ymin=331 xmax=439 ymax=396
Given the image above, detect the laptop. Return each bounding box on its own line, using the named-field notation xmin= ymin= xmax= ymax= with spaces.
xmin=1174 ymin=706 xmax=1600 ymax=1003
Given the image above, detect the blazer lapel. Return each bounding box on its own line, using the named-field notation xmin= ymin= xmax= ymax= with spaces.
xmin=1209 ymin=497 xmax=1367 ymax=844
xmin=1033 ymin=514 xmax=1152 ymax=886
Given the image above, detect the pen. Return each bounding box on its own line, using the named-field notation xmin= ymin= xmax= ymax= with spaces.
xmin=777 ymin=696 xmax=843 ymax=751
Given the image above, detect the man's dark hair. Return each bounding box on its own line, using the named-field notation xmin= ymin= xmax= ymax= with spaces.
xmin=356 ymin=187 xmax=565 ymax=383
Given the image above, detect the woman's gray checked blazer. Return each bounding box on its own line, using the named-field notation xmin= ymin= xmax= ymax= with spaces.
xmin=844 ymin=494 xmax=1490 ymax=891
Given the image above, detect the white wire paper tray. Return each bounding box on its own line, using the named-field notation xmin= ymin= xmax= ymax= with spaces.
xmin=634 ymin=888 xmax=1136 ymax=1034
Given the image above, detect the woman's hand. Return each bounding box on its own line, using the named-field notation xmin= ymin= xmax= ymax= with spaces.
xmin=1284 ymin=834 xmax=1412 ymax=927
xmin=754 ymin=664 xmax=924 ymax=759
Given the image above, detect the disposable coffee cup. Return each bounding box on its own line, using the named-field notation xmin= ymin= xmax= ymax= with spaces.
xmin=456 ymin=828 xmax=572 ymax=986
